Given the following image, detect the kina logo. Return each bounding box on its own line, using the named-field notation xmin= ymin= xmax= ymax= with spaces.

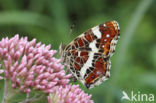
xmin=121 ymin=90 xmax=155 ymax=102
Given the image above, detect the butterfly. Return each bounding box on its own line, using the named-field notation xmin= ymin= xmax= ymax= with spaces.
xmin=60 ymin=21 xmax=120 ymax=89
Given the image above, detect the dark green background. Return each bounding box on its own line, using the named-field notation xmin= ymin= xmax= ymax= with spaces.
xmin=0 ymin=0 xmax=156 ymax=103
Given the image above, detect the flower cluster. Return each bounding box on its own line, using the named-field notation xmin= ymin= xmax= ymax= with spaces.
xmin=0 ymin=35 xmax=71 ymax=93
xmin=0 ymin=35 xmax=94 ymax=103
xmin=48 ymin=84 xmax=94 ymax=103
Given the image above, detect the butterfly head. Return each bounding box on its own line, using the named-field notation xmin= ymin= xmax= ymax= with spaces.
xmin=59 ymin=43 xmax=67 ymax=62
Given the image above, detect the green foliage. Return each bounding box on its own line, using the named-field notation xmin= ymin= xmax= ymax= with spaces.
xmin=0 ymin=0 xmax=156 ymax=103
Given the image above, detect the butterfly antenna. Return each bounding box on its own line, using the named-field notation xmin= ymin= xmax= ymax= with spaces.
xmin=68 ymin=22 xmax=76 ymax=37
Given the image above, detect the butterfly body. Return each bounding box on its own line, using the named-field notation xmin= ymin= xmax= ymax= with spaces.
xmin=60 ymin=21 xmax=120 ymax=89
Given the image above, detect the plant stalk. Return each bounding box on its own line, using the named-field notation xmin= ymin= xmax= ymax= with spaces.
xmin=2 ymin=79 xmax=9 ymax=103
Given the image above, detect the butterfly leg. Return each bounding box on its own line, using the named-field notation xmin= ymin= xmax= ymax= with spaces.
xmin=66 ymin=65 xmax=78 ymax=82
xmin=71 ymin=76 xmax=77 ymax=82
xmin=68 ymin=70 xmax=78 ymax=82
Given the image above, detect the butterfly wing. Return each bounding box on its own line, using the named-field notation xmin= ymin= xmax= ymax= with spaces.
xmin=62 ymin=21 xmax=120 ymax=88
xmin=94 ymin=21 xmax=120 ymax=57
xmin=66 ymin=21 xmax=120 ymax=56
xmin=66 ymin=49 xmax=111 ymax=89
xmin=65 ymin=49 xmax=90 ymax=80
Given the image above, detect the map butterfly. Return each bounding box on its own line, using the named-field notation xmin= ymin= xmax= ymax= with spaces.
xmin=60 ymin=21 xmax=120 ymax=89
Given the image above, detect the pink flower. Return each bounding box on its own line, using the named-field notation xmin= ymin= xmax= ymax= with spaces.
xmin=48 ymin=84 xmax=94 ymax=103
xmin=0 ymin=34 xmax=72 ymax=93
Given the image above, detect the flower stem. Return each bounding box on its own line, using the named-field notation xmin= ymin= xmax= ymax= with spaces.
xmin=2 ymin=79 xmax=9 ymax=103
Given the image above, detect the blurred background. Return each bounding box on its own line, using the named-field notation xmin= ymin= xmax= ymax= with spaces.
xmin=0 ymin=0 xmax=156 ymax=103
